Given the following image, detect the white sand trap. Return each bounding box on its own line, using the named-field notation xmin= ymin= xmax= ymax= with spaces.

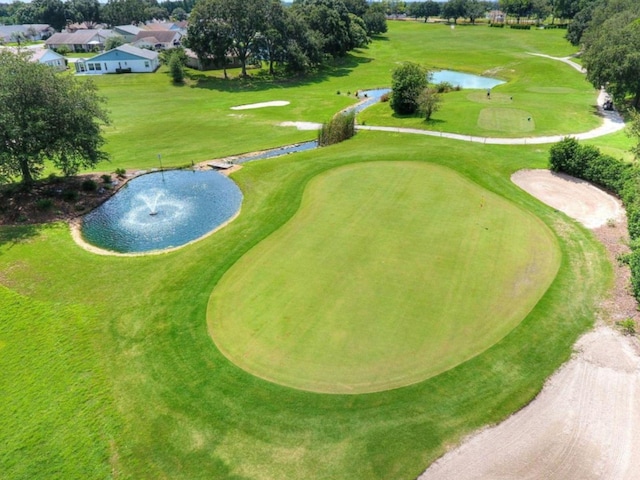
xmin=419 ymin=326 xmax=640 ymax=480
xmin=230 ymin=101 xmax=289 ymax=110
xmin=512 ymin=169 xmax=624 ymax=229
xmin=278 ymin=121 xmax=323 ymax=131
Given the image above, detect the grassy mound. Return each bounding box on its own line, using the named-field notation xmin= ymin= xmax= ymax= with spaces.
xmin=209 ymin=162 xmax=560 ymax=393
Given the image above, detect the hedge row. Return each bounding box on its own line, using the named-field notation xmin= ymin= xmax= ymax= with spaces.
xmin=549 ymin=137 xmax=640 ymax=299
xmin=318 ymin=110 xmax=355 ymax=147
xmin=510 ymin=24 xmax=531 ymax=30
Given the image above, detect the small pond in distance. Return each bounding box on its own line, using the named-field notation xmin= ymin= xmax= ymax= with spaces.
xmin=431 ymin=70 xmax=505 ymax=89
xmin=81 ymin=170 xmax=242 ymax=254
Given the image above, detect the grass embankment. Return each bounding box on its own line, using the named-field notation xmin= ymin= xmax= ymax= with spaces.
xmin=0 ymin=133 xmax=611 ymax=479
xmin=210 ymin=161 xmax=560 ymax=394
xmin=0 ymin=20 xmax=616 ymax=479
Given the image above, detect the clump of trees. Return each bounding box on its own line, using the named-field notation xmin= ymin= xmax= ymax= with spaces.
xmin=389 ymin=62 xmax=442 ymax=120
xmin=185 ymin=0 xmax=386 ymax=77
xmin=0 ymin=50 xmax=110 ymax=185
xmin=574 ymin=0 xmax=640 ymax=108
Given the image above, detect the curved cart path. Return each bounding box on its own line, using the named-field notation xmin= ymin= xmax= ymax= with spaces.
xmin=357 ymin=54 xmax=625 ymax=144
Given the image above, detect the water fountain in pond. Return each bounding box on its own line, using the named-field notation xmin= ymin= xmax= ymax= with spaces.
xmin=81 ymin=170 xmax=242 ymax=254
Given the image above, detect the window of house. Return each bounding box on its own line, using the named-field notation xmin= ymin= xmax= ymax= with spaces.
xmin=88 ymin=63 xmax=95 ymax=71
xmin=145 ymin=61 xmax=149 ymax=68
xmin=95 ymin=63 xmax=101 ymax=70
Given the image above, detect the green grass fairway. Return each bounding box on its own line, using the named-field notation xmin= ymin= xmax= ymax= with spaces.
xmin=209 ymin=162 xmax=560 ymax=393
xmin=478 ymin=108 xmax=535 ymax=132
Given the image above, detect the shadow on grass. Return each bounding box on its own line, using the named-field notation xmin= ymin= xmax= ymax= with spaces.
xmin=188 ymin=54 xmax=373 ymax=93
xmin=0 ymin=224 xmax=46 ymax=254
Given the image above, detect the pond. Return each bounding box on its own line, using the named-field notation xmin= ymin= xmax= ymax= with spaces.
xmin=81 ymin=170 xmax=242 ymax=254
xmin=431 ymin=70 xmax=505 ymax=89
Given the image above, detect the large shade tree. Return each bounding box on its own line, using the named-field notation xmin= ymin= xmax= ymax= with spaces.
xmin=0 ymin=51 xmax=110 ymax=184
xmin=582 ymin=1 xmax=640 ymax=107
xmin=390 ymin=62 xmax=429 ymax=115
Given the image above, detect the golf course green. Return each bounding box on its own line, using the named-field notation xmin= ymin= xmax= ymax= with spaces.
xmin=209 ymin=161 xmax=560 ymax=393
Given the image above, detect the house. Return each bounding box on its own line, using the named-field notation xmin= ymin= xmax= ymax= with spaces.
xmin=184 ymin=48 xmax=242 ymax=71
xmin=75 ymin=44 xmax=159 ymax=74
xmin=29 ymin=48 xmax=67 ymax=71
xmin=45 ymin=29 xmax=115 ymax=52
xmin=113 ymin=25 xmax=142 ymax=43
xmin=0 ymin=24 xmax=53 ymax=43
xmin=5 ymin=46 xmax=66 ymax=71
xmin=132 ymin=30 xmax=181 ymax=50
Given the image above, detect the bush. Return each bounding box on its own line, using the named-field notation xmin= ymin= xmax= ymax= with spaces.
xmin=390 ymin=62 xmax=428 ymax=116
xmin=510 ymin=24 xmax=531 ymax=30
xmin=318 ymin=111 xmax=356 ymax=147
xmin=81 ymin=179 xmax=97 ymax=192
xmin=168 ymin=51 xmax=185 ymax=84
xmin=62 ymin=189 xmax=78 ymax=201
xmin=617 ymin=318 xmax=637 ymax=335
xmin=549 ymin=137 xmax=640 ymax=299
xmin=101 ymin=174 xmax=112 ymax=184
xmin=36 ymin=198 xmax=53 ymax=211
xmin=490 ymin=23 xmax=505 ymax=28
xmin=115 ymin=168 xmax=126 ymax=177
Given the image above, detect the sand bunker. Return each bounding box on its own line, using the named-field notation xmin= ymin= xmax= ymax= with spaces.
xmin=512 ymin=169 xmax=625 ymax=229
xmin=230 ymin=101 xmax=289 ymax=110
xmin=278 ymin=121 xmax=323 ymax=131
xmin=420 ymin=327 xmax=640 ymax=480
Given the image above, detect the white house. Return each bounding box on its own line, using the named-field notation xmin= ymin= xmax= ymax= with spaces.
xmin=113 ymin=25 xmax=142 ymax=43
xmin=132 ymin=30 xmax=181 ymax=50
xmin=75 ymin=44 xmax=159 ymax=74
xmin=29 ymin=48 xmax=66 ymax=71
xmin=45 ymin=29 xmax=115 ymax=52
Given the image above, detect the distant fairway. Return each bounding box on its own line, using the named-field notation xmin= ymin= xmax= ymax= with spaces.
xmin=209 ymin=162 xmax=560 ymax=393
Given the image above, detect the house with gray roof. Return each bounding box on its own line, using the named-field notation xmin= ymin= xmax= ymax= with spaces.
xmin=45 ymin=29 xmax=115 ymax=52
xmin=0 ymin=24 xmax=53 ymax=43
xmin=75 ymin=44 xmax=159 ymax=74
xmin=132 ymin=29 xmax=181 ymax=50
xmin=113 ymin=25 xmax=142 ymax=42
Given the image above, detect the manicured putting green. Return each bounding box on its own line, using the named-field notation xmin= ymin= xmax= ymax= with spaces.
xmin=478 ymin=108 xmax=535 ymax=132
xmin=208 ymin=162 xmax=560 ymax=394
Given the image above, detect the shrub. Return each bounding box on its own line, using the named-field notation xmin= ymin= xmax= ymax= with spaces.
xmin=318 ymin=110 xmax=356 ymax=147
xmin=115 ymin=168 xmax=126 ymax=177
xmin=390 ymin=62 xmax=428 ymax=115
xmin=81 ymin=179 xmax=97 ymax=192
xmin=36 ymin=198 xmax=53 ymax=211
xmin=617 ymin=318 xmax=637 ymax=335
xmin=549 ymin=138 xmax=640 ymax=299
xmin=101 ymin=174 xmax=112 ymax=184
xmin=62 ymin=189 xmax=78 ymax=201
xmin=509 ymin=24 xmax=531 ymax=30
xmin=490 ymin=23 xmax=505 ymax=28
xmin=169 ymin=52 xmax=185 ymax=84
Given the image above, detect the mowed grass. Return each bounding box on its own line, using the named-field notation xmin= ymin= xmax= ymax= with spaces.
xmin=0 ymin=20 xmax=619 ymax=480
xmin=209 ymin=161 xmax=560 ymax=393
xmin=85 ymin=22 xmax=596 ymax=172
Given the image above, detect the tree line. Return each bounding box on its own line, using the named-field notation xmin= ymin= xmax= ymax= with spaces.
xmin=184 ymin=0 xmax=387 ymax=77
xmin=0 ymin=0 xmax=194 ymax=32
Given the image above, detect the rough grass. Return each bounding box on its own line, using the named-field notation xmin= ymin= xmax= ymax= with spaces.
xmin=209 ymin=161 xmax=560 ymax=393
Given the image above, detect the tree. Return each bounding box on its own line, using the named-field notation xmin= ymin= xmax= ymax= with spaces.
xmin=66 ymin=0 xmax=102 ymax=24
xmin=465 ymin=0 xmax=488 ymax=23
xmin=221 ymin=0 xmax=268 ymax=76
xmin=582 ymin=3 xmax=640 ymax=107
xmin=441 ymin=0 xmax=467 ymax=24
xmin=104 ymin=34 xmax=126 ymax=50
xmin=168 ymin=50 xmax=185 ymax=83
xmin=293 ymin=0 xmax=353 ymax=58
xmin=627 ymin=109 xmax=640 ymax=159
xmin=390 ymin=62 xmax=428 ymax=115
xmin=185 ymin=0 xmax=233 ymax=78
xmin=362 ymin=10 xmax=387 ymax=34
xmin=33 ymin=0 xmax=67 ymax=32
xmin=499 ymin=0 xmax=532 ymax=23
xmin=171 ymin=6 xmax=187 ymax=20
xmin=0 ymin=51 xmax=110 ymax=184
xmin=418 ymin=87 xmax=442 ymax=120
xmin=258 ymin=0 xmax=290 ymax=75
